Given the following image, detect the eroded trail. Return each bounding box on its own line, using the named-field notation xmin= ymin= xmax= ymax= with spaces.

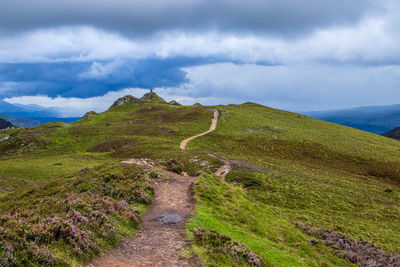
xmin=180 ymin=109 xmax=219 ymax=150
xmin=88 ymin=110 xmax=225 ymax=267
xmin=88 ymin=169 xmax=200 ymax=267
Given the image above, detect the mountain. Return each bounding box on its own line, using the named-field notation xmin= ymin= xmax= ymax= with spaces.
xmin=0 ymin=93 xmax=399 ymax=266
xmin=304 ymin=104 xmax=400 ymax=134
xmin=0 ymin=113 xmax=41 ymax=128
xmin=0 ymin=100 xmax=79 ymax=126
xmin=382 ymin=127 xmax=400 ymax=140
xmin=0 ymin=99 xmax=59 ymax=118
xmin=0 ymin=118 xmax=13 ymax=129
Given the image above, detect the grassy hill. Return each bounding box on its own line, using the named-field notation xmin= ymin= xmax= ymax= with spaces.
xmin=0 ymin=94 xmax=399 ymax=266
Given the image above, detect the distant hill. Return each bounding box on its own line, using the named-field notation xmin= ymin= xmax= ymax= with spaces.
xmin=0 ymin=118 xmax=13 ymax=129
xmin=0 ymin=113 xmax=41 ymax=128
xmin=382 ymin=127 xmax=400 ymax=140
xmin=0 ymin=112 xmax=79 ymax=128
xmin=0 ymin=99 xmax=60 ymax=118
xmin=0 ymin=100 xmax=79 ymax=127
xmin=304 ymin=104 xmax=400 ymax=134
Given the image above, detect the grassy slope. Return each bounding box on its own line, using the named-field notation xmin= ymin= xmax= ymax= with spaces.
xmin=186 ymin=103 xmax=400 ymax=266
xmin=1 ymin=99 xmax=399 ymax=266
xmin=0 ymin=98 xmax=218 ymax=265
xmin=1 ymin=162 xmax=155 ymax=266
xmin=0 ymin=102 xmax=215 ymax=194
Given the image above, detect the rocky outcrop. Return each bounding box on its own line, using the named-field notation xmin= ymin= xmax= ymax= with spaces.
xmin=109 ymin=93 xmax=168 ymax=110
xmin=79 ymin=111 xmax=98 ymax=121
xmin=111 ymin=95 xmax=143 ymax=108
xmin=168 ymin=100 xmax=182 ymax=106
xmin=141 ymin=92 xmax=167 ymax=104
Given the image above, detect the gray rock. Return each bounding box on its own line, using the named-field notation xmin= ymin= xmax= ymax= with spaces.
xmin=111 ymin=95 xmax=143 ymax=108
xmin=168 ymin=100 xmax=182 ymax=106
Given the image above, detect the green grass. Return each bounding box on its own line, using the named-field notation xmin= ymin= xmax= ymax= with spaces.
xmin=0 ymin=101 xmax=215 ymax=195
xmin=1 ymin=95 xmax=400 ymax=266
xmin=187 ymin=174 xmax=352 ymax=266
xmin=0 ymin=153 xmax=108 ymax=191
xmin=184 ymin=103 xmax=400 ymax=266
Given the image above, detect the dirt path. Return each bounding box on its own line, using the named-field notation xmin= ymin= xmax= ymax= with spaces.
xmin=180 ymin=109 xmax=219 ymax=150
xmin=88 ymin=168 xmax=200 ymax=267
xmin=214 ymin=159 xmax=232 ymax=180
xmin=88 ymin=110 xmax=227 ymax=267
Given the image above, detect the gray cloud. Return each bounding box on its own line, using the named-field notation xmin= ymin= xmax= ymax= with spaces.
xmin=7 ymin=62 xmax=400 ymax=115
xmin=165 ymin=63 xmax=400 ymax=111
xmin=1 ymin=0 xmax=399 ymax=116
xmin=0 ymin=0 xmax=379 ymax=37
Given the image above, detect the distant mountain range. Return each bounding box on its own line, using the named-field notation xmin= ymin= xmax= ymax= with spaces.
xmin=382 ymin=127 xmax=400 ymax=140
xmin=304 ymin=104 xmax=400 ymax=134
xmin=0 ymin=99 xmax=60 ymax=118
xmin=0 ymin=113 xmax=40 ymax=128
xmin=0 ymin=118 xmax=13 ymax=129
xmin=0 ymin=100 xmax=79 ymax=127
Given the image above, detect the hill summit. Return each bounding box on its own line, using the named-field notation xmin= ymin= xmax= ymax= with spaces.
xmin=110 ymin=92 xmax=167 ymax=109
xmin=141 ymin=92 xmax=167 ymax=103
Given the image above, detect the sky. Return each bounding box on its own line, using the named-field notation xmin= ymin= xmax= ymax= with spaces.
xmin=1 ymin=0 xmax=400 ymax=117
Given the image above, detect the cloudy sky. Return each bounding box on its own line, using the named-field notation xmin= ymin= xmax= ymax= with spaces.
xmin=1 ymin=0 xmax=400 ymax=116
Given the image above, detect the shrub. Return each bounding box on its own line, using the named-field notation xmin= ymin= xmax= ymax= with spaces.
xmin=0 ymin=163 xmax=153 ymax=266
xmin=148 ymin=171 xmax=158 ymax=179
xmin=225 ymin=169 xmax=263 ymax=188
xmin=194 ymin=228 xmax=262 ymax=266
xmin=294 ymin=222 xmax=400 ymax=266
xmin=166 ymin=160 xmax=184 ymax=174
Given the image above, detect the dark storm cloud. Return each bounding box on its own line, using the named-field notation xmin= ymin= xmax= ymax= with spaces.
xmin=0 ymin=57 xmax=214 ymax=98
xmin=0 ymin=0 xmax=379 ymax=37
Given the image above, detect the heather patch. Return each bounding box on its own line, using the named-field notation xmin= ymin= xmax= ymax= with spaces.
xmin=0 ymin=163 xmax=153 ymax=266
xmin=294 ymin=221 xmax=400 ymax=266
xmin=193 ymin=228 xmax=263 ymax=267
xmin=166 ymin=159 xmax=184 ymax=174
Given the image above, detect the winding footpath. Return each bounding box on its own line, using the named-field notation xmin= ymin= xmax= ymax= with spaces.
xmin=88 ymin=109 xmax=227 ymax=267
xmin=180 ymin=109 xmax=219 ymax=150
